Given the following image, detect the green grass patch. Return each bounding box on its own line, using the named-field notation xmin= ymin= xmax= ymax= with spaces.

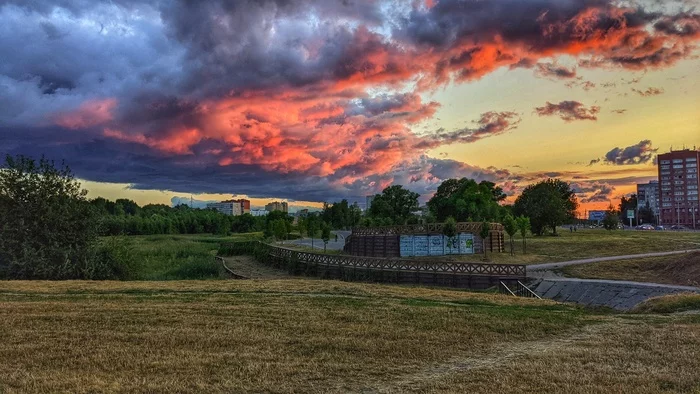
xmin=633 ymin=293 xmax=700 ymax=314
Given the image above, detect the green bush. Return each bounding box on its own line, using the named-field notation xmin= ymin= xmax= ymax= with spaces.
xmin=165 ymin=258 xmax=220 ymax=280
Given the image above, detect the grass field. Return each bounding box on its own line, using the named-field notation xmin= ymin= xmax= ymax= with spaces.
xmin=440 ymin=229 xmax=700 ymax=265
xmin=0 ymin=280 xmax=698 ymax=393
xmin=560 ymin=251 xmax=700 ymax=287
xmin=104 ymin=233 xmax=261 ymax=280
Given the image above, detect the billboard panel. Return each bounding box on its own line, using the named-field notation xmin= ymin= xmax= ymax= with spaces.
xmin=429 ymin=235 xmax=445 ymax=255
xmin=588 ymin=210 xmax=606 ymax=221
xmin=398 ymin=233 xmax=476 ymax=257
xmin=413 ymin=235 xmax=429 ymax=257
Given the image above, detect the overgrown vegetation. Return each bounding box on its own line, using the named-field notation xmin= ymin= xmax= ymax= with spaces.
xmin=0 ymin=155 xmax=105 ymax=279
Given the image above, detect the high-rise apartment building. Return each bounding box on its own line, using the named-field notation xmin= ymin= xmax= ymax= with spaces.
xmin=658 ymin=149 xmax=699 ymax=228
xmin=206 ymin=199 xmax=250 ymax=216
xmin=366 ymin=195 xmax=375 ymax=212
xmin=636 ymin=181 xmax=660 ymax=218
xmin=265 ymin=201 xmax=288 ymax=213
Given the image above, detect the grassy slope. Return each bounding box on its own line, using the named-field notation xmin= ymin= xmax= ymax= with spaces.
xmin=0 ymin=280 xmax=698 ymax=393
xmin=440 ymin=229 xmax=700 ymax=265
xmin=560 ymin=251 xmax=700 ymax=287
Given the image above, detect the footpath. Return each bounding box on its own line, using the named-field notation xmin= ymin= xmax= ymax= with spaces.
xmin=527 ymin=250 xmax=700 ymax=310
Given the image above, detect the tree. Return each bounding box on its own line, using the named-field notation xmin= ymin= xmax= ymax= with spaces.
xmin=442 ymin=217 xmax=458 ymax=254
xmin=603 ymin=205 xmax=620 ymax=231
xmin=321 ymin=223 xmax=331 ymax=253
xmin=272 ymin=219 xmax=287 ymax=241
xmin=479 ymin=221 xmax=491 ymax=260
xmin=503 ymin=214 xmax=518 ymax=256
xmin=618 ymin=194 xmax=638 ymax=224
xmin=427 ymin=178 xmax=507 ymax=223
xmin=0 ymin=155 xmax=96 ymax=279
xmin=639 ymin=202 xmax=655 ymax=225
xmin=307 ymin=214 xmax=319 ymax=249
xmin=513 ymin=179 xmax=578 ymax=236
xmin=516 ymin=216 xmax=530 ymax=254
xmin=368 ymin=185 xmax=419 ymax=225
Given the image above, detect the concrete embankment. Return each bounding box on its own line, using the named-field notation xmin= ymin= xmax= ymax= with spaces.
xmin=532 ymin=278 xmax=700 ymax=310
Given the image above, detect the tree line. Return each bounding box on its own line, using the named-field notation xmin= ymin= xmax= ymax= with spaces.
xmin=1 ymin=154 xmax=582 ymax=279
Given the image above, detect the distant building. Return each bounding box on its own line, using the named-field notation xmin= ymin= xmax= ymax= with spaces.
xmin=206 ymin=199 xmax=250 ymax=216
xmin=636 ymin=181 xmax=660 ymax=218
xmin=658 ymin=149 xmax=699 ymax=228
xmin=265 ymin=201 xmax=288 ymax=213
xmin=297 ymin=209 xmax=309 ymax=217
xmin=366 ymin=195 xmax=375 ymax=212
xmin=250 ymin=209 xmax=268 ymax=217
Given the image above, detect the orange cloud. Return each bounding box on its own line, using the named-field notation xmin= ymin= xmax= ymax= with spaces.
xmin=54 ymin=98 xmax=117 ymax=129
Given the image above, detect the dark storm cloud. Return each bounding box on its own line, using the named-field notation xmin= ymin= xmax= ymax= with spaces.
xmin=534 ymin=101 xmax=601 ymax=122
xmin=604 ymin=140 xmax=659 ymax=165
xmin=1 ymin=0 xmax=699 ymax=201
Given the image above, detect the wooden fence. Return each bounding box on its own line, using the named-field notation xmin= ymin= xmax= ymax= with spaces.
xmin=220 ymin=241 xmax=525 ymax=290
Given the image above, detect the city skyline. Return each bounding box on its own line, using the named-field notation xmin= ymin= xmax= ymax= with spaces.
xmin=2 ymin=0 xmax=699 ymax=212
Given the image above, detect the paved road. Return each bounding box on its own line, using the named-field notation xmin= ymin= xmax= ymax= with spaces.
xmin=528 ymin=249 xmax=700 ymax=272
xmin=289 ymin=230 xmax=351 ymax=251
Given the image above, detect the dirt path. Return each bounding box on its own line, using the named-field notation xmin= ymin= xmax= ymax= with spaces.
xmin=528 ymin=249 xmax=700 ymax=272
xmin=362 ymin=319 xmax=622 ymax=393
xmin=221 ymin=256 xmax=290 ymax=279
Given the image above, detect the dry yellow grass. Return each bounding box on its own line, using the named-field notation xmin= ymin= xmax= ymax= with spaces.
xmin=394 ymin=315 xmax=700 ymax=393
xmin=0 ymin=280 xmax=580 ymax=393
xmin=0 ymin=280 xmax=698 ymax=393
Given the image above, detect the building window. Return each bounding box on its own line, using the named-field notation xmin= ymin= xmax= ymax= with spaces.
xmin=687 ymin=158 xmax=698 ymax=163
xmin=661 ymin=160 xmax=671 ymax=164
xmin=673 ymin=164 xmax=684 ymax=169
xmin=673 ymin=159 xmax=684 ymax=163
xmin=689 ymin=174 xmax=698 ymax=179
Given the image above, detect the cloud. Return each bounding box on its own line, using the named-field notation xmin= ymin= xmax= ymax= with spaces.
xmin=533 ymin=62 xmax=577 ymax=80
xmin=535 ymin=101 xmax=601 ymax=122
xmin=603 ymin=140 xmax=659 ymax=165
xmin=632 ymin=87 xmax=665 ymax=96
xmin=571 ymin=181 xmax=616 ymax=203
xmin=415 ymin=112 xmax=521 ymax=148
xmin=0 ymin=0 xmax=698 ymax=201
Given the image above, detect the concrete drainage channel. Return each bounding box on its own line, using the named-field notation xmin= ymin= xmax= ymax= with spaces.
xmin=528 ymin=278 xmax=700 ymax=311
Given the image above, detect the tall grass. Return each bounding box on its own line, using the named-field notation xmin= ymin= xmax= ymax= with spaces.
xmin=97 ymin=234 xmax=261 ymax=280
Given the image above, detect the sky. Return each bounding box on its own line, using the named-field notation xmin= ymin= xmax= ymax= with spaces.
xmin=1 ymin=0 xmax=699 ymax=212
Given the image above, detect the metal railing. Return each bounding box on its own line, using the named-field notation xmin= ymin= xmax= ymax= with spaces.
xmin=499 ymin=281 xmax=542 ymax=299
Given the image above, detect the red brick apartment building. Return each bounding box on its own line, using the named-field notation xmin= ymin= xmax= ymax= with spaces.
xmin=658 ymin=149 xmax=700 ymax=228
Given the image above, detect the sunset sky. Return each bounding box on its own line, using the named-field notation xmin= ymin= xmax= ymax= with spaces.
xmin=1 ymin=0 xmax=699 ymax=212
